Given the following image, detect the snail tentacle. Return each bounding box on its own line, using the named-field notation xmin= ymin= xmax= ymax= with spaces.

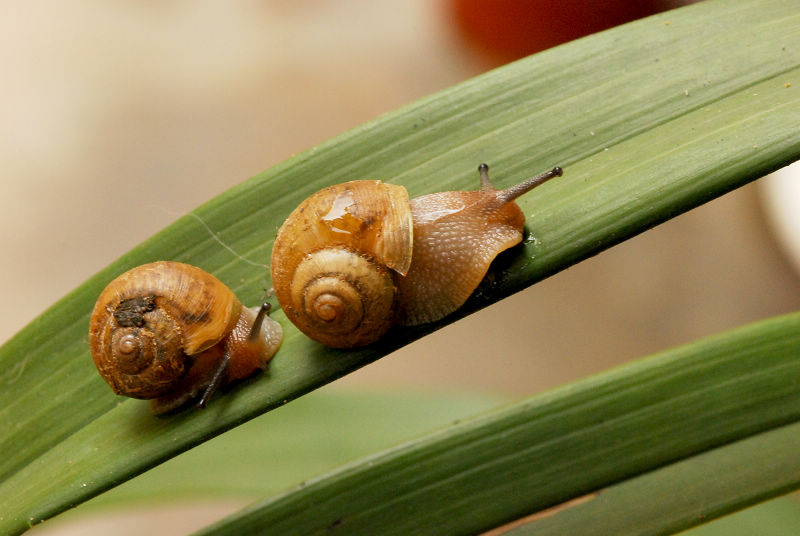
xmin=198 ymin=351 xmax=230 ymax=409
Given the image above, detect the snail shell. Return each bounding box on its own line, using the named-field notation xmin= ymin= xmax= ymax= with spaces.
xmin=271 ymin=164 xmax=562 ymax=348
xmin=89 ymin=261 xmax=283 ymax=414
xmin=270 ymin=181 xmax=412 ymax=348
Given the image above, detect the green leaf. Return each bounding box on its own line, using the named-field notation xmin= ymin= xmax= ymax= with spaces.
xmin=54 ymin=390 xmax=505 ymax=511
xmin=199 ymin=312 xmax=800 ymax=535
xmin=682 ymin=498 xmax=800 ymax=536
xmin=501 ymin=425 xmax=800 ymax=536
xmin=1 ymin=0 xmax=799 ymax=533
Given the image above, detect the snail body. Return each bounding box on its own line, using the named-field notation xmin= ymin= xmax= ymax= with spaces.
xmin=271 ymin=163 xmax=562 ymax=348
xmin=89 ymin=261 xmax=283 ymax=414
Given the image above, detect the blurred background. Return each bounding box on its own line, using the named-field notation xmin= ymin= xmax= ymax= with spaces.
xmin=4 ymin=1 xmax=799 ymax=534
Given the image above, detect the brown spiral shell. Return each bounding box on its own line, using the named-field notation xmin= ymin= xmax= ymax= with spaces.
xmin=89 ymin=261 xmax=242 ymax=399
xmin=271 ymin=180 xmax=412 ymax=348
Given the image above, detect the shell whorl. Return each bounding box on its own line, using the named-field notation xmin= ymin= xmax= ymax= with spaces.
xmin=271 ymin=180 xmax=412 ymax=347
xmin=288 ymin=248 xmax=397 ymax=348
xmin=89 ymin=261 xmax=241 ymax=398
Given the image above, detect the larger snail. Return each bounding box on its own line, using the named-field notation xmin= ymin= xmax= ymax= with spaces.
xmin=271 ymin=163 xmax=562 ymax=348
xmin=89 ymin=261 xmax=283 ymax=414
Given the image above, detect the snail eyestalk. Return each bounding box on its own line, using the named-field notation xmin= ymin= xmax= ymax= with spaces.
xmin=198 ymin=351 xmax=230 ymax=409
xmin=498 ymin=166 xmax=563 ymax=203
xmin=249 ymin=302 xmax=272 ymax=342
xmin=478 ymin=163 xmax=493 ymax=189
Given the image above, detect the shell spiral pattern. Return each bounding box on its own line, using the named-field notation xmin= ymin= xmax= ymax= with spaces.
xmin=89 ymin=261 xmax=240 ymax=398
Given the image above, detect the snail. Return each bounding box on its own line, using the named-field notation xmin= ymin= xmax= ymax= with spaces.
xmin=271 ymin=163 xmax=562 ymax=348
xmin=89 ymin=261 xmax=283 ymax=414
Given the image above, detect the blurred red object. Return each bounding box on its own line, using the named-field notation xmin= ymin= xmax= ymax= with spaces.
xmin=449 ymin=0 xmax=686 ymax=65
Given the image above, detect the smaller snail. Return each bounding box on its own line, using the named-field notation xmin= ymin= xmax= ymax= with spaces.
xmin=89 ymin=261 xmax=283 ymax=414
xmin=271 ymin=162 xmax=562 ymax=348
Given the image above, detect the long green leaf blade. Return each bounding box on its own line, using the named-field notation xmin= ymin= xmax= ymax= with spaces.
xmin=37 ymin=391 xmax=503 ymax=526
xmin=502 ymin=423 xmax=800 ymax=535
xmin=198 ymin=311 xmax=800 ymax=535
xmin=1 ymin=0 xmax=799 ymax=533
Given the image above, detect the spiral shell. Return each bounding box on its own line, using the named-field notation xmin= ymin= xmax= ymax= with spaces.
xmin=89 ymin=261 xmax=241 ymax=398
xmin=271 ymin=180 xmax=413 ymax=348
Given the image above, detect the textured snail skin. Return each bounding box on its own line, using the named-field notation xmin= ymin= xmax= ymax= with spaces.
xmin=89 ymin=261 xmax=283 ymax=414
xmin=271 ymin=165 xmax=562 ymax=349
xmin=397 ymin=188 xmax=526 ymax=326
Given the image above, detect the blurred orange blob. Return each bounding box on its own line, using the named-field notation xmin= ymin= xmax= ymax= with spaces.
xmin=449 ymin=0 xmax=685 ymax=64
